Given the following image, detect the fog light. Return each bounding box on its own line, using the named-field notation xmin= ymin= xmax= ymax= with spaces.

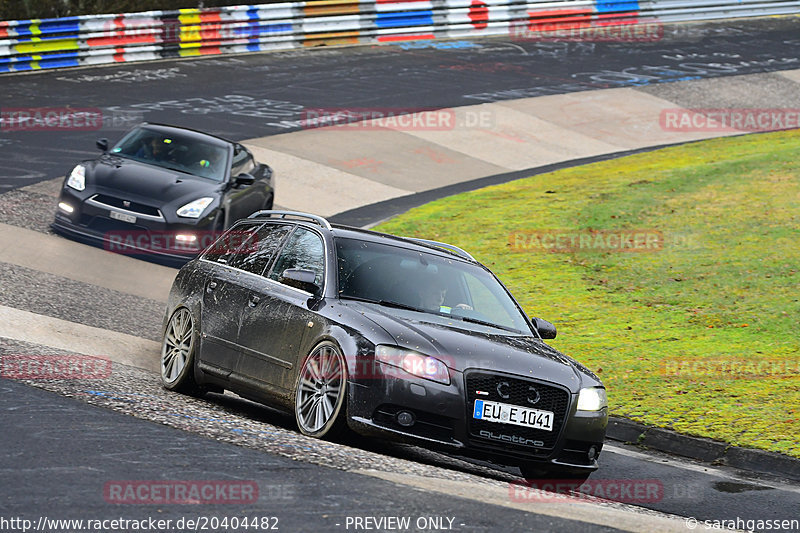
xmin=588 ymin=446 xmax=598 ymax=461
xmin=396 ymin=411 xmax=415 ymax=427
xmin=58 ymin=202 xmax=74 ymax=214
xmin=175 ymin=233 xmax=197 ymax=243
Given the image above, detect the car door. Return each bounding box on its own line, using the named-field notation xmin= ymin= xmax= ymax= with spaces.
xmin=222 ymin=145 xmax=266 ymax=223
xmin=197 ymin=221 xmax=264 ymax=379
xmin=236 ymin=226 xmax=326 ymax=396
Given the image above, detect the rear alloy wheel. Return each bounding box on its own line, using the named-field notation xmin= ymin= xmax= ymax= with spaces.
xmin=160 ymin=307 xmax=201 ymax=394
xmin=295 ymin=341 xmax=347 ymax=438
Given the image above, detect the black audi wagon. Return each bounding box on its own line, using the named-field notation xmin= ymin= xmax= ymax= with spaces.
xmin=161 ymin=211 xmax=608 ymax=479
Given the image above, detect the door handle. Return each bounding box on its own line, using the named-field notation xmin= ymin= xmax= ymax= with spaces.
xmin=207 ymin=280 xmax=218 ymax=293
xmin=248 ymin=295 xmax=260 ymax=307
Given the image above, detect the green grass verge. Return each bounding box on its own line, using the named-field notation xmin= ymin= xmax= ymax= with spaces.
xmin=375 ymin=130 xmax=800 ymax=458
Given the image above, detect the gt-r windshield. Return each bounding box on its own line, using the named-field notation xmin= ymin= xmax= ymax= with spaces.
xmin=111 ymin=127 xmax=229 ymax=182
xmin=335 ymin=237 xmax=533 ymax=334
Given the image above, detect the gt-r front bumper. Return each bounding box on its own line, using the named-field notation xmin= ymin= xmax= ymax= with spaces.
xmin=52 ymin=186 xmax=219 ymax=265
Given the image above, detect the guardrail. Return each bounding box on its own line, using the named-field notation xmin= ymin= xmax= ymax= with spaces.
xmin=1 ymin=0 xmax=799 ymax=72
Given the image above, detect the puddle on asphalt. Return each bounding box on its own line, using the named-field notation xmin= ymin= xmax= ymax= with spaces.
xmin=713 ymin=481 xmax=771 ymax=493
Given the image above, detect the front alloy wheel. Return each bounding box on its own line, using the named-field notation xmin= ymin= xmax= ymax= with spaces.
xmin=161 ymin=307 xmax=200 ymax=394
xmin=295 ymin=341 xmax=347 ymax=438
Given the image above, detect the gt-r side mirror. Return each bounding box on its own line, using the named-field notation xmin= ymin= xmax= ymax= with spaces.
xmin=96 ymin=138 xmax=109 ymax=152
xmin=531 ymin=317 xmax=557 ymax=339
xmin=234 ymin=172 xmax=256 ymax=187
xmin=281 ymin=268 xmax=321 ymax=297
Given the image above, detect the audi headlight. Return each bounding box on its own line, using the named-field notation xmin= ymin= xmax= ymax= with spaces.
xmin=66 ymin=164 xmax=86 ymax=191
xmin=177 ymin=197 xmax=213 ymax=219
xmin=375 ymin=345 xmax=450 ymax=385
xmin=577 ymin=387 xmax=608 ymax=411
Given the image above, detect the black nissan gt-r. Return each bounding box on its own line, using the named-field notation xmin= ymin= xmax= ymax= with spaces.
xmin=52 ymin=123 xmax=274 ymax=264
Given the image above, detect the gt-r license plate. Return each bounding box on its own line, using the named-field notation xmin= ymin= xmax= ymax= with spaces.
xmin=473 ymin=399 xmax=554 ymax=431
xmin=109 ymin=210 xmax=136 ymax=224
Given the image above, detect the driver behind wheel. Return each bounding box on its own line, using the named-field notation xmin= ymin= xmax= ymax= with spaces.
xmin=414 ymin=276 xmax=472 ymax=313
xmin=136 ymin=136 xmax=174 ymax=162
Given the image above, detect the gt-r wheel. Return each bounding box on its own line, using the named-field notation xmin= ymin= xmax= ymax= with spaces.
xmin=161 ymin=307 xmax=201 ymax=394
xmin=294 ymin=341 xmax=347 ymax=438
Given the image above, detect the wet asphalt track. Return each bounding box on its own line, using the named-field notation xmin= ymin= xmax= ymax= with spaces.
xmin=1 ymin=15 xmax=800 ymax=532
xmin=2 ymin=17 xmax=800 ymax=191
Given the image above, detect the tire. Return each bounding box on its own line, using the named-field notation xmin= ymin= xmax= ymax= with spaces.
xmin=160 ymin=307 xmax=202 ymax=395
xmin=263 ymin=193 xmax=274 ymax=211
xmin=294 ymin=341 xmax=348 ymax=438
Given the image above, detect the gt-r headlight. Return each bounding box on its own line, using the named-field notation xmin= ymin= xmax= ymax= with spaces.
xmin=66 ymin=164 xmax=86 ymax=191
xmin=177 ymin=197 xmax=213 ymax=219
xmin=577 ymin=387 xmax=608 ymax=411
xmin=375 ymin=345 xmax=450 ymax=385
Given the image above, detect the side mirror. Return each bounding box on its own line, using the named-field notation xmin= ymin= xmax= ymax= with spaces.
xmin=234 ymin=172 xmax=255 ymax=186
xmin=281 ymin=268 xmax=321 ymax=296
xmin=531 ymin=317 xmax=557 ymax=339
xmin=96 ymin=138 xmax=109 ymax=152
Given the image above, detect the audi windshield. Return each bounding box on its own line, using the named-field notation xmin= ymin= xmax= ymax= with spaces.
xmin=335 ymin=237 xmax=533 ymax=334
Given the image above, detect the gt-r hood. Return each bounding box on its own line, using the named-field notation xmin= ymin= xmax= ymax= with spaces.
xmin=85 ymin=156 xmax=220 ymax=206
xmin=342 ymin=301 xmax=598 ymax=391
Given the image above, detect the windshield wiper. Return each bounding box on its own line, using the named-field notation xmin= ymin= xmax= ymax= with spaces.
xmin=376 ymin=300 xmax=429 ymax=313
xmin=339 ymin=295 xmax=429 ymax=314
xmin=453 ymin=316 xmax=521 ymax=333
xmin=161 ymin=164 xmax=193 ymax=175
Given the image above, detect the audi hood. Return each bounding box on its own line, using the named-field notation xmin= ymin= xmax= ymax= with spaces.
xmin=339 ymin=300 xmax=600 ymax=391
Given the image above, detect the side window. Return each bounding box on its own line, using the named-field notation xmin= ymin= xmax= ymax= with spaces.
xmin=233 ymin=223 xmax=293 ymax=275
xmin=268 ymin=228 xmax=325 ymax=287
xmin=231 ymin=145 xmax=255 ymax=177
xmin=202 ymin=222 xmax=262 ymax=266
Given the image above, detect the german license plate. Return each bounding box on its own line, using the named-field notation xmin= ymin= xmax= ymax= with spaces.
xmin=473 ymin=399 xmax=554 ymax=431
xmin=110 ymin=210 xmax=136 ymax=224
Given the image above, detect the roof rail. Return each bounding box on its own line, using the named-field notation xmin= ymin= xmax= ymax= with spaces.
xmin=247 ymin=210 xmax=332 ymax=230
xmin=408 ymin=237 xmax=475 ymax=261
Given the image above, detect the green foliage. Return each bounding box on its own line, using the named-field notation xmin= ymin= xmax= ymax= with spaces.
xmin=376 ymin=130 xmax=800 ymax=458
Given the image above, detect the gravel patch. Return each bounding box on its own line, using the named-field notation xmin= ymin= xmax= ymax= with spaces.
xmin=0 ymin=188 xmax=59 ymax=234
xmin=0 ymin=261 xmax=163 ymax=341
xmin=637 ymin=72 xmax=800 ymax=109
